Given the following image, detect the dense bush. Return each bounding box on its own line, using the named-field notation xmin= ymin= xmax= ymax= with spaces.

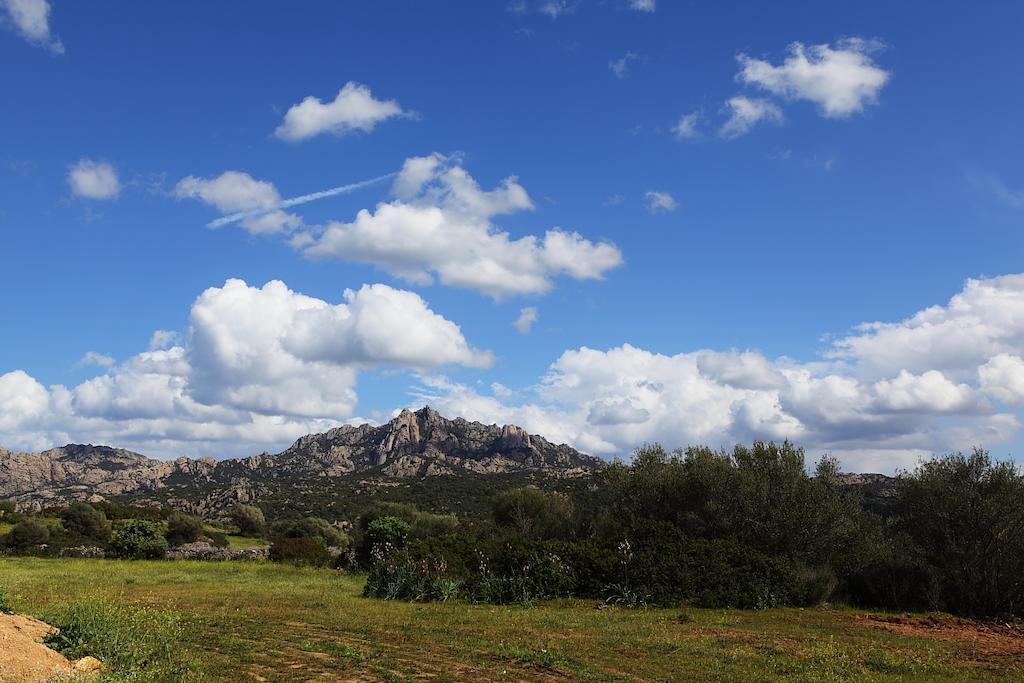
xmin=230 ymin=504 xmax=266 ymax=536
xmin=5 ymin=519 xmax=51 ymax=549
xmin=492 ymin=487 xmax=575 ymax=540
xmin=893 ymin=449 xmax=1024 ymax=617
xmin=366 ymin=516 xmax=411 ymax=547
xmin=61 ymin=502 xmax=112 ymax=545
xmin=164 ymin=512 xmax=204 ymax=547
xmin=269 ymin=536 xmax=331 ymax=567
xmin=273 ymin=516 xmax=349 ymax=549
xmin=109 ymin=520 xmax=168 ymax=560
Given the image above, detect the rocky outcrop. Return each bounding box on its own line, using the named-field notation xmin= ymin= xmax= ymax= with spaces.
xmin=0 ymin=407 xmax=602 ymax=509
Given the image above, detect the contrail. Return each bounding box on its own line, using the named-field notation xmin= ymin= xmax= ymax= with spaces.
xmin=207 ymin=172 xmax=397 ymax=228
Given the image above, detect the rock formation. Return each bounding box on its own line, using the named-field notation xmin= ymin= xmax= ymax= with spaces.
xmin=0 ymin=407 xmax=602 ymax=509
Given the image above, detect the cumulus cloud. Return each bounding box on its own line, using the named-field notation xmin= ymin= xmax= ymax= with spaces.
xmin=418 ymin=274 xmax=1024 ymax=472
xmin=1 ymin=0 xmax=62 ymax=53
xmin=68 ymin=160 xmax=120 ymax=200
xmin=644 ymin=191 xmax=678 ymax=213
xmin=174 ymin=171 xmax=301 ymax=235
xmin=275 ymin=82 xmax=409 ymax=142
xmin=148 ymin=330 xmax=179 ymax=351
xmin=719 ymin=96 xmax=783 ymax=138
xmin=303 ymin=154 xmax=623 ymax=299
xmin=0 ymin=279 xmax=489 ymax=458
xmin=979 ymin=354 xmax=1024 ymax=406
xmin=737 ymin=38 xmax=890 ymax=118
xmin=514 ymin=307 xmax=538 ymax=334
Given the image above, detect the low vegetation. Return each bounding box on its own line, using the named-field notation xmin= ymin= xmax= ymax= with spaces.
xmin=2 ymin=558 xmax=1020 ymax=681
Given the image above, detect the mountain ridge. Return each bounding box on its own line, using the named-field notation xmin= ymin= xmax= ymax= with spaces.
xmin=0 ymin=407 xmax=602 ymax=510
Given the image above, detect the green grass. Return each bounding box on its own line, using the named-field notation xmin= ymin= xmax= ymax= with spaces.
xmin=0 ymin=557 xmax=1018 ymax=681
xmin=224 ymin=535 xmax=269 ymax=549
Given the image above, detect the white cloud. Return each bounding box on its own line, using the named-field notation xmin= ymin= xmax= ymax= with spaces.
xmin=508 ymin=0 xmax=575 ymax=18
xmin=148 ymin=330 xmax=179 ymax=351
xmin=539 ymin=0 xmax=573 ymax=18
xmin=0 ymin=279 xmax=489 ymax=458
xmin=304 ymin=154 xmax=623 ymax=299
xmin=827 ymin=274 xmax=1024 ymax=381
xmin=737 ymin=38 xmax=890 ymax=118
xmin=186 ymin=279 xmax=490 ymax=418
xmin=628 ymin=0 xmax=655 ymax=12
xmin=719 ymin=96 xmax=783 ymax=138
xmin=68 ymin=160 xmax=120 ymax=200
xmin=1 ymin=0 xmax=62 ymax=53
xmin=609 ymin=52 xmax=639 ymax=79
xmin=979 ymin=354 xmax=1024 ymax=406
xmin=644 ymin=190 xmax=678 ymax=213
xmin=274 ymin=82 xmax=409 ymax=142
xmin=75 ymin=352 xmax=115 ymax=369
xmin=174 ymin=171 xmax=301 ymax=235
xmin=672 ymin=111 xmax=701 ymax=140
xmin=514 ymin=307 xmax=539 ymax=334
xmin=419 ymin=274 xmax=1024 ymax=472
xmin=0 ymin=370 xmax=49 ymax=432
xmin=968 ymin=170 xmax=1024 ymax=210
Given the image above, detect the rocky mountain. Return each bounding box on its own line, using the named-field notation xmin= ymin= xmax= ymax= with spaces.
xmin=0 ymin=407 xmax=602 ymax=510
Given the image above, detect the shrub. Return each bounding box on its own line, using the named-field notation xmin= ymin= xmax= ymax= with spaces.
xmin=492 ymin=487 xmax=575 ymax=540
xmin=5 ymin=519 xmax=51 ymax=549
xmin=164 ymin=512 xmax=203 ymax=547
xmin=359 ymin=501 xmax=458 ymax=540
xmin=44 ymin=598 xmax=201 ymax=679
xmin=363 ymin=551 xmax=456 ymax=601
xmin=208 ymin=531 xmax=229 ymax=548
xmin=275 ymin=516 xmax=349 ymax=549
xmin=894 ymin=449 xmax=1024 ymax=617
xmin=61 ymin=502 xmax=112 ymax=544
xmin=366 ymin=516 xmax=412 ymax=548
xmin=269 ymin=536 xmax=330 ymax=567
xmin=109 ymin=520 xmax=168 ymax=560
xmin=229 ymin=504 xmax=266 ymax=537
xmin=0 ymin=587 xmax=13 ymax=613
xmin=0 ymin=499 xmax=15 ymax=519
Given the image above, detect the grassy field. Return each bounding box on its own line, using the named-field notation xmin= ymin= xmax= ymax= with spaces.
xmin=1 ymin=558 xmax=1021 ymax=682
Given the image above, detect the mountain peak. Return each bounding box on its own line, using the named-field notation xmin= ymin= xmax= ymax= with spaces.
xmin=0 ymin=408 xmax=602 ymax=510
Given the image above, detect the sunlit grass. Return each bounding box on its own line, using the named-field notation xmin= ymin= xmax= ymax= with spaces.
xmin=0 ymin=557 xmax=1015 ymax=681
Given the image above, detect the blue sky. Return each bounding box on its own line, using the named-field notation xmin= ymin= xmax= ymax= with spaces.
xmin=2 ymin=1 xmax=1023 ymax=471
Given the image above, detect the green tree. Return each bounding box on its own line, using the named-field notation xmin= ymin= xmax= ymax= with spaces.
xmin=6 ymin=519 xmax=51 ymax=549
xmin=492 ymin=487 xmax=575 ymax=540
xmin=110 ymin=520 xmax=168 ymax=560
xmin=366 ymin=516 xmax=412 ymax=548
xmin=229 ymin=504 xmax=266 ymax=537
xmin=61 ymin=502 xmax=112 ymax=544
xmin=276 ymin=517 xmax=348 ymax=548
xmin=896 ymin=449 xmax=1024 ymax=617
xmin=164 ymin=512 xmax=204 ymax=547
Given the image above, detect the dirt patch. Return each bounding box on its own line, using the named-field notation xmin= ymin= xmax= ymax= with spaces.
xmin=857 ymin=613 xmax=1024 ymax=658
xmin=0 ymin=613 xmax=104 ymax=682
xmin=0 ymin=612 xmax=74 ymax=682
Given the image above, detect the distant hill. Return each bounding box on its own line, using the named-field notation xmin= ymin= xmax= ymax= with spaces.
xmin=0 ymin=407 xmax=602 ymax=514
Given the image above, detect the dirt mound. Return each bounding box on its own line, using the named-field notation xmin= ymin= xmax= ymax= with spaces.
xmin=0 ymin=612 xmax=103 ymax=682
xmin=858 ymin=613 xmax=1024 ymax=658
